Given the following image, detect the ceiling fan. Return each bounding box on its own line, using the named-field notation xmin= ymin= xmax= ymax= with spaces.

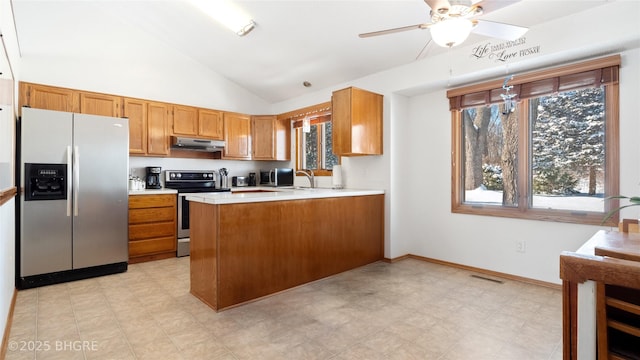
xmin=359 ymin=0 xmax=528 ymax=49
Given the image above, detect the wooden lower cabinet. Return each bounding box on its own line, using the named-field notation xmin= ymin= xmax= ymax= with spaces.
xmin=190 ymin=195 xmax=384 ymax=311
xmin=128 ymin=194 xmax=177 ymax=263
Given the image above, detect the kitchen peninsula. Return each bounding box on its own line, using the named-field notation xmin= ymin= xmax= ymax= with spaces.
xmin=186 ymin=188 xmax=384 ymax=311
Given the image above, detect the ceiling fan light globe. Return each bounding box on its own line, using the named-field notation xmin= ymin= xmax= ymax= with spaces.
xmin=430 ymin=18 xmax=473 ymax=47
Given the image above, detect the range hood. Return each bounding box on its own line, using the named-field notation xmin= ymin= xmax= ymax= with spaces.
xmin=170 ymin=136 xmax=225 ymax=152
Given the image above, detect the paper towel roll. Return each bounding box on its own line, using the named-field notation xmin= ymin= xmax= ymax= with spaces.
xmin=332 ymin=165 xmax=343 ymax=189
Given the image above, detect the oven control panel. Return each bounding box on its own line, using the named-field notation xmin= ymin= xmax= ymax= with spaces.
xmin=165 ymin=170 xmax=215 ymax=182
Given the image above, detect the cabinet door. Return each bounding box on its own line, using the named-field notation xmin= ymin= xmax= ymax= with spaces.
xmin=274 ymin=118 xmax=291 ymax=161
xmin=332 ymin=87 xmax=352 ymax=155
xmin=332 ymin=87 xmax=383 ymax=156
xmin=223 ymin=112 xmax=251 ymax=160
xmin=20 ymin=83 xmax=78 ymax=113
xmin=129 ymin=194 xmax=176 ymax=208
xmin=79 ymin=92 xmax=122 ymax=117
xmin=252 ymin=115 xmax=276 ymax=160
xmin=147 ymin=102 xmax=170 ymax=156
xmin=199 ymin=109 xmax=224 ymax=139
xmin=172 ymin=105 xmax=198 ymax=136
xmin=128 ymin=194 xmax=176 ymax=260
xmin=124 ymin=98 xmax=147 ymax=155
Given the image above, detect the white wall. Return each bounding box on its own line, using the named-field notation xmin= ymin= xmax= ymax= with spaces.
xmin=273 ymin=1 xmax=640 ymax=283
xmin=6 ymin=1 xmax=640 ymax=298
xmin=396 ymin=31 xmax=640 ymax=283
xmin=17 ymin=11 xmax=271 ymax=115
xmin=0 ymin=0 xmax=19 ymax=348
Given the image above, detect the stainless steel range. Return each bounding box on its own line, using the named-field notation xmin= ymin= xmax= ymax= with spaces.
xmin=164 ymin=170 xmax=231 ymax=257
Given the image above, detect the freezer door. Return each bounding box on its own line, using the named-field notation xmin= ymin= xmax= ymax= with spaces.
xmin=20 ymin=108 xmax=73 ymax=276
xmin=72 ymin=113 xmax=129 ymax=268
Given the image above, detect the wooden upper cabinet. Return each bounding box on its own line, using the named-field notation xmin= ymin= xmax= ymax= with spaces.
xmin=19 ymin=82 xmax=122 ymax=118
xmin=223 ymin=112 xmax=251 ymax=160
xmin=171 ymin=105 xmax=198 ymax=136
xmin=172 ymin=106 xmax=223 ymax=140
xmin=147 ymin=102 xmax=170 ymax=156
xmin=332 ymin=87 xmax=383 ymax=156
xmin=79 ymin=91 xmax=122 ymax=117
xmin=252 ymin=115 xmax=290 ymax=161
xmin=124 ymin=98 xmax=147 ymax=155
xmin=19 ymin=82 xmax=78 ymax=113
xmin=198 ymin=109 xmax=224 ymax=140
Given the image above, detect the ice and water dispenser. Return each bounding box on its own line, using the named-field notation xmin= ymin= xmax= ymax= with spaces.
xmin=24 ymin=163 xmax=67 ymax=201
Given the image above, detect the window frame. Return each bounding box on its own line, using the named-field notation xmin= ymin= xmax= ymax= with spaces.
xmin=278 ymin=101 xmax=337 ymax=177
xmin=449 ymin=55 xmax=620 ymax=226
xmin=294 ymin=119 xmax=335 ymax=176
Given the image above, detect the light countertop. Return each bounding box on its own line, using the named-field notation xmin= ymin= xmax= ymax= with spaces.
xmin=128 ymin=188 xmax=178 ymax=195
xmin=186 ymin=187 xmax=384 ymax=205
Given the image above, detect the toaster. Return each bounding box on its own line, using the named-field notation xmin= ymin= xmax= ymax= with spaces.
xmin=232 ymin=176 xmax=249 ymax=187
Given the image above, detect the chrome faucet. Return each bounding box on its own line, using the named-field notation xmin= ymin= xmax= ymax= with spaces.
xmin=296 ymin=169 xmax=315 ymax=188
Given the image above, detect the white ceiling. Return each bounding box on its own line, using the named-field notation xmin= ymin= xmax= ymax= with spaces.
xmin=11 ymin=0 xmax=612 ymax=103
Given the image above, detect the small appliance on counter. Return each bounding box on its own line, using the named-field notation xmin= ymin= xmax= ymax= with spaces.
xmin=129 ymin=176 xmax=145 ymax=190
xmin=332 ymin=165 xmax=343 ymax=189
xmin=232 ymin=176 xmax=249 ymax=187
xmin=260 ymin=168 xmax=294 ymax=187
xmin=248 ymin=172 xmax=257 ymax=186
xmin=218 ymin=168 xmax=229 ymax=189
xmin=145 ymin=166 xmax=162 ymax=189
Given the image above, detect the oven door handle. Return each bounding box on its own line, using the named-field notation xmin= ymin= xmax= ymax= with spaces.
xmin=176 ymin=194 xmax=190 ymax=239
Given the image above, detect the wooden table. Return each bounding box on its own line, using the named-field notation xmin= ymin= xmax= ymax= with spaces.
xmin=560 ymin=230 xmax=640 ymax=359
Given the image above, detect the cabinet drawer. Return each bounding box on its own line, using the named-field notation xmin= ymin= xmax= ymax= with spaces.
xmin=129 ymin=221 xmax=175 ymax=240
xmin=129 ymin=207 xmax=175 ymax=224
xmin=129 ymin=236 xmax=176 ymax=257
xmin=129 ymin=194 xmax=175 ymax=209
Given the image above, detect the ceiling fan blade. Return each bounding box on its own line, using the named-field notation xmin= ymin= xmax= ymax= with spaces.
xmin=472 ymin=19 xmax=528 ymax=40
xmin=358 ymin=23 xmax=430 ymax=38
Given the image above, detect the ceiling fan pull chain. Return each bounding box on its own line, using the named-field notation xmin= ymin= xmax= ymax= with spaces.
xmin=447 ymin=46 xmax=453 ymax=87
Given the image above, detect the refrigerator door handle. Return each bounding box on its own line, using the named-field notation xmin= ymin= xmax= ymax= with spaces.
xmin=67 ymin=145 xmax=72 ymax=217
xmin=73 ymin=145 xmax=79 ymax=216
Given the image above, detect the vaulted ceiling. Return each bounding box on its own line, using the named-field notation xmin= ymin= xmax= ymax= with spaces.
xmin=11 ymin=0 xmax=613 ymax=103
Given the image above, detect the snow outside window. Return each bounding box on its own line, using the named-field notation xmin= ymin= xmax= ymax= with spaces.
xmin=449 ymin=56 xmax=620 ymax=225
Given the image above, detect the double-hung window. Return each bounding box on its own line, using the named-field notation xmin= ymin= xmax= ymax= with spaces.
xmin=449 ymin=55 xmax=620 ymax=225
xmin=293 ymin=112 xmax=339 ymax=175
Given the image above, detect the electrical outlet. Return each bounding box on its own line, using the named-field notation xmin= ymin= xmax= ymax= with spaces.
xmin=516 ymin=240 xmax=526 ymax=253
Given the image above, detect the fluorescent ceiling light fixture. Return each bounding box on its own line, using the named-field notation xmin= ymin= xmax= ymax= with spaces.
xmin=188 ymin=0 xmax=255 ymax=36
xmin=430 ymin=18 xmax=473 ymax=47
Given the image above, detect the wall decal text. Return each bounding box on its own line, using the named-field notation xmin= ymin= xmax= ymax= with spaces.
xmin=470 ymin=37 xmax=541 ymax=62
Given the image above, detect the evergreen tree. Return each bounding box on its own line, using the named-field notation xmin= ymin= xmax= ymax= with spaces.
xmin=531 ymin=87 xmax=605 ymax=195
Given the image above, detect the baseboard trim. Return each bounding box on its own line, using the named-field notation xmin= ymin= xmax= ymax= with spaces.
xmin=1 ymin=288 xmax=18 ymax=360
xmin=385 ymin=254 xmax=561 ymax=290
xmin=382 ymin=254 xmax=411 ymax=263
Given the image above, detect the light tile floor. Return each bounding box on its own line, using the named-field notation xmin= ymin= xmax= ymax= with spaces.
xmin=5 ymin=257 xmax=563 ymax=360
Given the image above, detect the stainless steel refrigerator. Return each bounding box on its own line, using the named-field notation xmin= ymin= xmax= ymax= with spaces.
xmin=18 ymin=107 xmax=129 ymax=288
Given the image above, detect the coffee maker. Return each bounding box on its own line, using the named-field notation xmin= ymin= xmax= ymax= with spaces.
xmin=145 ymin=166 xmax=162 ymax=189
